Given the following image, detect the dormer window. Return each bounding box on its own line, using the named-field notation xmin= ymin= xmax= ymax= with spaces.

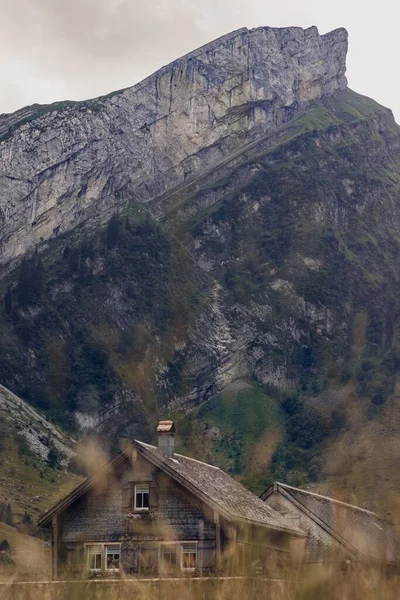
xmin=134 ymin=484 xmax=150 ymax=511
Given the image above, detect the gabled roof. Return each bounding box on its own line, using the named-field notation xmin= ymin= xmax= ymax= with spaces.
xmin=38 ymin=441 xmax=303 ymax=536
xmin=261 ymin=482 xmax=399 ymax=563
xmin=136 ymin=441 xmax=303 ymax=535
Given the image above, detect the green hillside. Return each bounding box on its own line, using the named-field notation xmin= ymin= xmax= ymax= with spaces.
xmin=1 ymin=88 xmax=400 ymax=518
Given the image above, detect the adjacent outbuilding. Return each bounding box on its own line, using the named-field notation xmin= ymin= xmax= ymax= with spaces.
xmin=261 ymin=482 xmax=399 ymax=566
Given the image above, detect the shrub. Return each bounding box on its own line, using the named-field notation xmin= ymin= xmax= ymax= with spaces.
xmin=16 ymin=255 xmax=45 ymax=308
xmin=0 ymin=539 xmax=10 ymax=552
xmin=47 ymin=446 xmax=62 ymax=470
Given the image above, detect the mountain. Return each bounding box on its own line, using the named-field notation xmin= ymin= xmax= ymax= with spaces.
xmin=0 ymin=26 xmax=347 ymax=276
xmin=1 ymin=26 xmax=400 ymax=513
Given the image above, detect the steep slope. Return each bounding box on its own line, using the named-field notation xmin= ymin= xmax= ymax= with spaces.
xmin=0 ymin=384 xmax=81 ymax=526
xmin=0 ymin=26 xmax=347 ymax=276
xmin=165 ymin=89 xmax=400 ymax=393
xmin=160 ymin=88 xmax=400 ymax=498
xmin=0 ymin=383 xmax=75 ymax=461
xmin=2 ymin=26 xmax=400 ymax=513
xmin=0 ymin=522 xmax=49 ymax=577
xmin=0 ymin=212 xmax=230 ymax=431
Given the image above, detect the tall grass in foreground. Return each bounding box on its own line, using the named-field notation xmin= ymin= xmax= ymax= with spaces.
xmin=0 ymin=567 xmax=400 ymax=600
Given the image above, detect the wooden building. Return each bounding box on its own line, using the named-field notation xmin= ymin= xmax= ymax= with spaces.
xmin=262 ymin=482 xmax=399 ymax=565
xmin=38 ymin=422 xmax=303 ymax=578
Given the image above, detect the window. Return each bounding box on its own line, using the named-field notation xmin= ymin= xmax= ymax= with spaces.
xmin=106 ymin=544 xmax=120 ymax=571
xmin=87 ymin=545 xmax=102 ymax=572
xmin=134 ymin=484 xmax=149 ymax=511
xmin=181 ymin=543 xmax=197 ymax=571
xmin=86 ymin=543 xmax=121 ymax=573
xmin=139 ymin=546 xmax=158 ymax=574
xmin=162 ymin=544 xmax=177 ymax=574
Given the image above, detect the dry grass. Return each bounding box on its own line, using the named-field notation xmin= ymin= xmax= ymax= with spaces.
xmin=0 ymin=568 xmax=399 ymax=600
xmin=251 ymin=427 xmax=282 ymax=481
xmin=0 ymin=522 xmax=49 ymax=581
xmin=318 ymin=384 xmax=400 ymax=529
xmin=292 ymin=564 xmax=400 ymax=600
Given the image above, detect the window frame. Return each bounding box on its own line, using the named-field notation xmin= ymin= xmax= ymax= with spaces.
xmin=105 ymin=543 xmax=121 ymax=572
xmin=180 ymin=542 xmax=197 ymax=572
xmin=85 ymin=542 xmax=121 ymax=574
xmin=161 ymin=542 xmax=178 ymax=574
xmin=86 ymin=544 xmax=103 ymax=573
xmin=134 ymin=483 xmax=150 ymax=512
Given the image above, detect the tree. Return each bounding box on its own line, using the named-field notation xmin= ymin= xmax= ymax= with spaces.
xmin=0 ymin=538 xmax=13 ymax=566
xmin=67 ymin=455 xmax=87 ymax=477
xmin=22 ymin=511 xmax=32 ymax=525
xmin=0 ymin=539 xmax=10 ymax=552
xmin=106 ymin=214 xmax=120 ymax=250
xmin=47 ymin=446 xmax=62 ymax=470
xmin=16 ymin=256 xmax=45 ymax=308
xmin=3 ymin=287 xmax=12 ymax=314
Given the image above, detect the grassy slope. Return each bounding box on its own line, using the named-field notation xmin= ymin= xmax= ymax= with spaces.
xmin=0 ymin=418 xmax=82 ymax=527
xmin=174 ymin=381 xmax=283 ymax=494
xmin=0 ymin=522 xmax=50 ymax=577
xmin=159 ymin=90 xmax=399 ymax=230
xmin=165 ymin=88 xmax=400 ymax=512
xmin=0 ymin=384 xmax=82 ymax=528
xmin=2 ymin=88 xmax=400 ymax=523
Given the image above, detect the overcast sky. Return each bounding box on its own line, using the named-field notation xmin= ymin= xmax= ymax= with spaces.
xmin=1 ymin=0 xmax=398 ymax=121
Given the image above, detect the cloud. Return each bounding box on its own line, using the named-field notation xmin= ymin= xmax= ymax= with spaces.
xmin=0 ymin=0 xmax=399 ymax=121
xmin=0 ymin=0 xmax=208 ymax=110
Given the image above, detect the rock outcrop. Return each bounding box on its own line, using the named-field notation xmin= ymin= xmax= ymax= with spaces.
xmin=0 ymin=383 xmax=75 ymax=462
xmin=0 ymin=26 xmax=347 ymax=275
xmin=3 ymin=25 xmax=400 ymax=504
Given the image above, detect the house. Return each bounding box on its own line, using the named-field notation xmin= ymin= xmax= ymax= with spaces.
xmin=261 ymin=482 xmax=399 ymax=565
xmin=38 ymin=422 xmax=303 ymax=579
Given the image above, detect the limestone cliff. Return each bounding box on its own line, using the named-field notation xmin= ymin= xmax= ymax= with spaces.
xmin=0 ymin=26 xmax=347 ymax=276
xmin=3 ymin=26 xmax=400 ymax=499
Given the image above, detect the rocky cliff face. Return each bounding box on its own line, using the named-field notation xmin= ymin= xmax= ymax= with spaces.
xmin=0 ymin=26 xmax=347 ymax=276
xmin=0 ymin=383 xmax=75 ymax=463
xmin=4 ymin=25 xmax=400 ymax=498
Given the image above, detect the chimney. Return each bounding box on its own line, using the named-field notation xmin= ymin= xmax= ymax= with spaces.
xmin=157 ymin=421 xmax=175 ymax=458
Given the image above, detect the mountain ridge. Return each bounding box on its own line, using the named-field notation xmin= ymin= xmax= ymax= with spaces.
xmin=0 ymin=25 xmax=347 ymax=276
xmin=0 ymin=25 xmax=346 ymax=123
xmin=2 ymin=26 xmax=400 ymax=513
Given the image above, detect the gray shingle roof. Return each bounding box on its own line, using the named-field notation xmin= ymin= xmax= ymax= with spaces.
xmin=135 ymin=441 xmax=303 ymax=535
xmin=39 ymin=439 xmax=303 ymax=537
xmin=263 ymin=482 xmax=399 ymax=562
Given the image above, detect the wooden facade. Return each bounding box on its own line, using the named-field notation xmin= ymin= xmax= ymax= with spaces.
xmin=40 ymin=424 xmax=302 ymax=579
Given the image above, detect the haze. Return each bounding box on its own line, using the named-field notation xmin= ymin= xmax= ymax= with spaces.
xmin=1 ymin=0 xmax=398 ymax=121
